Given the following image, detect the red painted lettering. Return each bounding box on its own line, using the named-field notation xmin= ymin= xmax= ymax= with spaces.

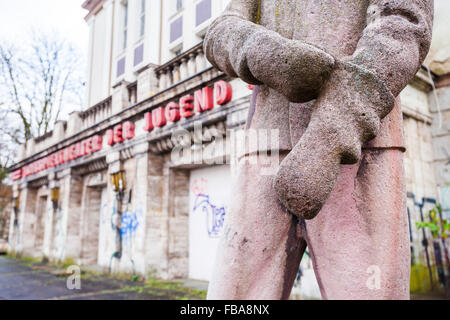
xmin=123 ymin=121 xmax=135 ymax=140
xmin=194 ymin=86 xmax=214 ymax=112
xmin=180 ymin=95 xmax=194 ymax=118
xmin=144 ymin=112 xmax=154 ymax=132
xmin=153 ymin=107 xmax=167 ymax=127
xmin=214 ymin=80 xmax=233 ymax=105
xmin=114 ymin=125 xmax=124 ymax=144
xmin=166 ymin=102 xmax=181 ymax=123
xmin=92 ymin=135 xmax=103 ymax=151
xmin=106 ymin=129 xmax=114 ymax=146
xmin=11 ymin=169 xmax=22 ymax=181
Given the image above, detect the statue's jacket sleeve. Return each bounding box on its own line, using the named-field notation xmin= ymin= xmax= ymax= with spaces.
xmin=204 ymin=0 xmax=434 ymax=152
xmin=337 ymin=0 xmax=434 ymax=150
xmin=349 ymin=0 xmax=433 ymax=98
xmin=204 ymin=0 xmax=262 ymax=85
xmin=204 ymin=0 xmax=337 ymax=104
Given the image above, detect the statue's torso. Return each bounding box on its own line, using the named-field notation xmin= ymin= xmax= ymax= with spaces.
xmin=258 ymin=0 xmax=369 ymax=58
xmin=248 ymin=0 xmax=404 ymax=152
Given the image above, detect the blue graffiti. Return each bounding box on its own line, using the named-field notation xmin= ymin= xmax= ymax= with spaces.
xmin=193 ymin=194 xmax=226 ymax=238
xmin=109 ymin=193 xmax=142 ymax=274
xmin=111 ymin=197 xmax=142 ymax=244
xmin=120 ymin=209 xmax=141 ymax=243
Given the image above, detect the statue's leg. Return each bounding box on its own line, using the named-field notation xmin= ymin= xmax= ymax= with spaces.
xmin=304 ymin=148 xmax=410 ymax=300
xmin=207 ymin=153 xmax=306 ymax=300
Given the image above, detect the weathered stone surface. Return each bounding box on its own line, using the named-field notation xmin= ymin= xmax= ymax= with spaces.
xmin=274 ymin=61 xmax=395 ymax=219
xmin=206 ymin=0 xmax=433 ymax=220
xmin=204 ymin=1 xmax=335 ymax=103
xmin=204 ymin=0 xmax=434 ymax=300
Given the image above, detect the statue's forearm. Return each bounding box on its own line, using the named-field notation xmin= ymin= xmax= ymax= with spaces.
xmin=204 ymin=3 xmax=335 ymax=102
xmin=348 ymin=0 xmax=433 ymax=98
xmin=274 ymin=0 xmax=434 ymax=221
xmin=316 ymin=0 xmax=434 ymax=142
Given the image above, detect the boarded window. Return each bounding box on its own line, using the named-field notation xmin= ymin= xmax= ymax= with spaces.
xmin=170 ymin=16 xmax=183 ymax=43
xmin=196 ymin=0 xmax=211 ymax=27
xmin=134 ymin=44 xmax=144 ymax=66
xmin=117 ymin=57 xmax=126 ymax=77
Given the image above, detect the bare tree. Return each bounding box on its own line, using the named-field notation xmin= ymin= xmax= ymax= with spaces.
xmin=0 ymin=183 xmax=11 ymax=240
xmin=0 ymin=30 xmax=85 ymax=146
xmin=0 ymin=31 xmax=85 ymax=184
xmin=0 ymin=130 xmax=14 ymax=185
xmin=0 ymin=137 xmax=12 ymax=240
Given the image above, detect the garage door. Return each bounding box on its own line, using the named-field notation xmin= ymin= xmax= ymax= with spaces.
xmin=189 ymin=165 xmax=231 ymax=281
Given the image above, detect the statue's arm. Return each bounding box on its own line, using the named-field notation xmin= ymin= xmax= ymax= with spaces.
xmin=204 ymin=0 xmax=261 ymax=83
xmin=273 ymin=1 xmax=434 ymax=220
xmin=204 ymin=0 xmax=335 ymax=102
xmin=348 ymin=0 xmax=434 ymax=98
xmin=313 ymin=0 xmax=434 ymax=145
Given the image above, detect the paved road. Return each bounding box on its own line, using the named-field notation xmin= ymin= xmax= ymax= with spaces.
xmin=0 ymin=256 xmax=205 ymax=300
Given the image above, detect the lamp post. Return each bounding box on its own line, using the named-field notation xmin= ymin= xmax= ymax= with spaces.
xmin=50 ymin=187 xmax=60 ymax=211
xmin=109 ymin=171 xmax=127 ymax=270
xmin=12 ymin=194 xmax=19 ymax=226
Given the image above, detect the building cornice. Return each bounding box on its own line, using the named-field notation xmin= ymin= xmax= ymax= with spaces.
xmin=82 ymin=0 xmax=106 ymax=21
xmin=436 ymin=73 xmax=450 ymax=89
xmin=9 ymin=67 xmax=227 ymax=172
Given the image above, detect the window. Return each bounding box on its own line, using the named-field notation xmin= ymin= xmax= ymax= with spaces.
xmin=117 ymin=57 xmax=126 ymax=77
xmin=196 ymin=0 xmax=211 ymax=27
xmin=134 ymin=43 xmax=144 ymax=66
xmin=176 ymin=0 xmax=183 ymax=12
xmin=170 ymin=16 xmax=183 ymax=43
xmin=139 ymin=0 xmax=146 ymax=38
xmin=121 ymin=0 xmax=128 ymax=50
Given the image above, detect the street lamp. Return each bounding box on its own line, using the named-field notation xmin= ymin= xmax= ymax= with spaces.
xmin=111 ymin=171 xmax=126 ymax=195
xmin=50 ymin=187 xmax=60 ymax=210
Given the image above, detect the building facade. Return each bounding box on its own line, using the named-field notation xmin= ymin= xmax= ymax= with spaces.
xmin=7 ymin=0 xmax=450 ymax=298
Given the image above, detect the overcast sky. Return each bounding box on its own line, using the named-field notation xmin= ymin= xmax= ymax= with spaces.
xmin=0 ymin=0 xmax=88 ymax=52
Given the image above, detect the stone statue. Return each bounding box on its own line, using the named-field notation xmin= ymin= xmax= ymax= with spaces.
xmin=204 ymin=0 xmax=434 ymax=300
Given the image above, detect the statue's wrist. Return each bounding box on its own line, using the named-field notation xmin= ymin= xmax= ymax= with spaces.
xmin=314 ymin=60 xmax=396 ymax=145
xmin=245 ymin=33 xmax=335 ymax=102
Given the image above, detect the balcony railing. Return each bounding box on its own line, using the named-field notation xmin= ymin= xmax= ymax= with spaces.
xmin=79 ymin=96 xmax=112 ymax=129
xmin=18 ymin=42 xmax=216 ymax=162
xmin=154 ymin=42 xmax=210 ymax=92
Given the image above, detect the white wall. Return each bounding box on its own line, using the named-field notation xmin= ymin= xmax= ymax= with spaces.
xmin=188 ymin=165 xmax=231 ymax=281
xmin=86 ymin=4 xmax=112 ymax=107
xmin=161 ymin=0 xmax=230 ymax=63
xmin=424 ymin=0 xmax=450 ymax=75
xmin=85 ymin=0 xmax=234 ymax=109
xmin=86 ymin=0 xmax=162 ymax=108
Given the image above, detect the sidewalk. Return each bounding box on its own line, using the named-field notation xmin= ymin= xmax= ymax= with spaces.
xmin=0 ymin=256 xmax=206 ymax=300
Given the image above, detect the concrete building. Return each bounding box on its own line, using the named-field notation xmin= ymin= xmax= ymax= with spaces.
xmin=7 ymin=0 xmax=450 ymax=298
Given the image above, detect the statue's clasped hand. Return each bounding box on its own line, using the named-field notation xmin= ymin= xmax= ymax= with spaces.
xmin=272 ymin=52 xmax=395 ymax=220
xmin=243 ymin=33 xmax=336 ymax=103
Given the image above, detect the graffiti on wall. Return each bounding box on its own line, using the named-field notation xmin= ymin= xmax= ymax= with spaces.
xmin=121 ymin=206 xmax=143 ymax=244
xmin=109 ymin=191 xmax=143 ymax=273
xmin=192 ymin=178 xmax=227 ymax=238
